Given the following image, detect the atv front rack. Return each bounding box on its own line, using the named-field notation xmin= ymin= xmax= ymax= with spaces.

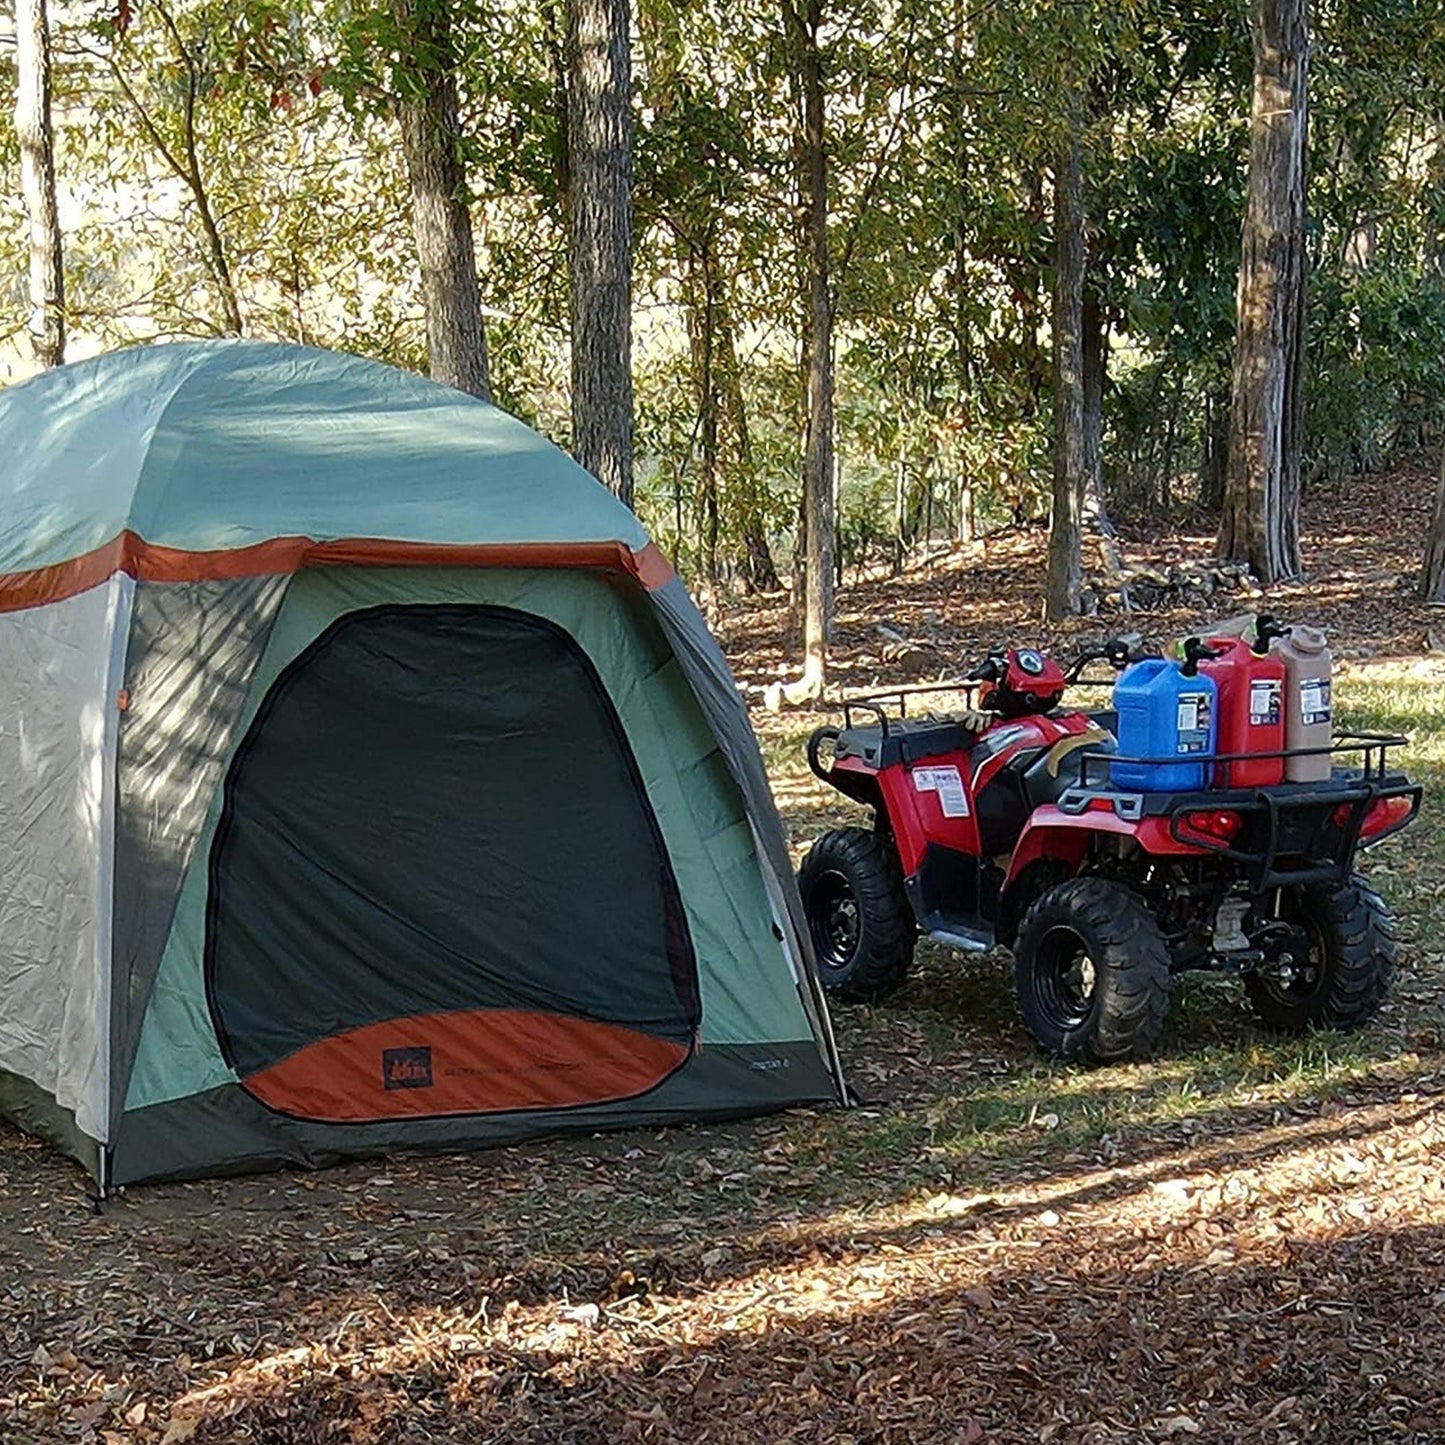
xmin=1075 ymin=730 xmax=1410 ymax=790
xmin=1064 ymin=731 xmax=1421 ymax=891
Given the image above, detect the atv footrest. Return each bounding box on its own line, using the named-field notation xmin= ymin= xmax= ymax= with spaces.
xmin=904 ymin=844 xmax=1001 ymax=952
xmin=924 ymin=919 xmax=994 ymax=953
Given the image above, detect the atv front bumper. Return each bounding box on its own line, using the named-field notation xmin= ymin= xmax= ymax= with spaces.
xmin=1061 ymin=735 xmax=1420 ymax=892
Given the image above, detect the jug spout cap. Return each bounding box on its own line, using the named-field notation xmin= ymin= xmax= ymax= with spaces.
xmin=1285 ymin=623 xmax=1328 ymax=654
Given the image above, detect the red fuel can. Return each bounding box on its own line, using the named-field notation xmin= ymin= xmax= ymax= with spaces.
xmin=1199 ymin=635 xmax=1286 ymax=787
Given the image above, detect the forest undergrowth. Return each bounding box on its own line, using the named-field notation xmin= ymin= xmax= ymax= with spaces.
xmin=2 ymin=473 xmax=1442 ymax=1443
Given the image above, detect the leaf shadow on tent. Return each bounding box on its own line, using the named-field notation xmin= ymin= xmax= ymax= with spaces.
xmin=110 ymin=574 xmax=288 ymax=1116
xmin=134 ymin=382 xmax=609 ymax=549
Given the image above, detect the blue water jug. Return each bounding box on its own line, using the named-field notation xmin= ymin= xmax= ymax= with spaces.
xmin=1111 ymin=650 xmax=1218 ymax=792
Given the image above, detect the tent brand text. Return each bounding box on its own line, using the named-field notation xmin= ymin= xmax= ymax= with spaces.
xmin=382 ymin=1046 xmax=434 ymax=1090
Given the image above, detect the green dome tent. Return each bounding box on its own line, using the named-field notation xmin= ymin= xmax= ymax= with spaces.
xmin=0 ymin=341 xmax=843 ymax=1189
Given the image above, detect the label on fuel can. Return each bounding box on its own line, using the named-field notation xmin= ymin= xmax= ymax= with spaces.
xmin=1249 ymin=678 xmax=1282 ymax=727
xmin=1176 ymin=692 xmax=1213 ymax=754
xmin=1300 ymin=677 xmax=1332 ymax=726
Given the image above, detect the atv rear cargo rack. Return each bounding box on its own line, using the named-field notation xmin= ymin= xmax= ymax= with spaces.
xmin=1063 ymin=731 xmax=1421 ymax=891
xmin=809 ymin=682 xmax=994 ymax=779
xmin=837 ymin=680 xmax=985 ymax=735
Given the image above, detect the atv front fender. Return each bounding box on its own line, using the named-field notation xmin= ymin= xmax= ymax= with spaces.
xmin=1005 ymin=804 xmax=1195 ymax=888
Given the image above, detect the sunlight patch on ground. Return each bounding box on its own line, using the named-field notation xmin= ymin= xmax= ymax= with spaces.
xmin=152 ymin=1095 xmax=1445 ymax=1441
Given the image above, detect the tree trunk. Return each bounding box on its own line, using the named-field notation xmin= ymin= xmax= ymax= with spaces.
xmin=957 ymin=474 xmax=975 ymax=545
xmin=1081 ymin=284 xmax=1114 ymax=536
xmin=392 ymin=0 xmax=491 ymax=401
xmin=1018 ymin=167 xmax=1048 ymax=420
xmin=1200 ymin=368 xmax=1231 ymax=508
xmin=716 ymin=298 xmax=780 ymax=592
xmin=566 ymin=0 xmax=634 ymax=504
xmin=784 ymin=0 xmax=834 ymax=694
xmin=740 ymin=516 xmax=780 ymax=593
xmin=1219 ymin=0 xmax=1308 ymax=583
xmin=950 ymin=7 xmax=978 ymax=556
xmin=683 ymin=241 xmax=721 ymax=589
xmin=1421 ymin=446 xmax=1445 ymax=602
xmin=1046 ymin=119 xmax=1086 ymax=622
xmin=15 ymin=0 xmax=64 ymax=368
xmin=893 ymin=459 xmax=907 ymax=572
xmin=1160 ymin=381 xmax=1180 ymax=510
xmin=1429 ymin=115 xmax=1445 ymax=279
xmin=951 ymin=0 xmax=976 ymax=539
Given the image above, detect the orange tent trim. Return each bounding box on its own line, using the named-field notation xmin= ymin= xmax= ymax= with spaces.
xmin=241 ymin=1008 xmax=692 ymax=1122
xmin=0 ymin=533 xmax=675 ymax=613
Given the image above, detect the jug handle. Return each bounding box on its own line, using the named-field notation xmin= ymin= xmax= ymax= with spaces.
xmin=1254 ymin=614 xmax=1291 ymax=653
xmin=1180 ymin=636 xmax=1224 ymax=676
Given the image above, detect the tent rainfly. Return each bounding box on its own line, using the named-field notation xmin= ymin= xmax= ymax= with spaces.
xmin=0 ymin=341 xmax=844 ymax=1189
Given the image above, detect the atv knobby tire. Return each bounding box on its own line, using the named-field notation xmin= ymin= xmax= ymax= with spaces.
xmin=1013 ymin=877 xmax=1170 ymax=1064
xmin=798 ymin=827 xmax=915 ymax=1002
xmin=1243 ymin=874 xmax=1397 ymax=1033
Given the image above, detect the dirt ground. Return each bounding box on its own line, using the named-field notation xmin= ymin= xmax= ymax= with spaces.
xmin=3 ymin=472 xmax=1443 ymax=1444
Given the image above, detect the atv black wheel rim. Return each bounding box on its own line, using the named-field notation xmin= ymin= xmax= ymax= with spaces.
xmin=1034 ymin=925 xmax=1099 ymax=1031
xmin=1253 ymin=920 xmax=1324 ymax=1005
xmin=809 ymin=869 xmax=862 ymax=977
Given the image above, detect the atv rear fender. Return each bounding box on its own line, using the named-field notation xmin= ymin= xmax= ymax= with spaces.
xmin=808 ymin=725 xmax=981 ymax=872
xmin=1006 ymin=764 xmax=1422 ymax=895
xmin=808 ymin=728 xmax=884 ymax=811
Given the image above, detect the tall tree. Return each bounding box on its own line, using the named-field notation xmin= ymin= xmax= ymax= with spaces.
xmin=1422 ymin=448 xmax=1445 ymax=603
xmin=15 ymin=0 xmax=65 ymax=367
xmin=1081 ymin=285 xmax=1112 ymax=535
xmin=392 ymin=0 xmax=492 ymax=400
xmin=106 ymin=0 xmax=243 ymax=336
xmin=1046 ymin=112 xmax=1086 ymax=620
xmin=1219 ymin=0 xmax=1308 ymax=582
xmin=566 ymin=0 xmax=633 ymax=503
xmin=784 ymin=0 xmax=834 ymax=694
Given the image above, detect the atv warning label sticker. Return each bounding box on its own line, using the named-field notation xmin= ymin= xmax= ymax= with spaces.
xmin=1249 ymin=678 xmax=1282 ymax=727
xmin=913 ymin=765 xmax=970 ymax=818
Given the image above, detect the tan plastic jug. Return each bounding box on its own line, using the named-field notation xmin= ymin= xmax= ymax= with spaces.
xmin=1270 ymin=625 xmax=1333 ymax=782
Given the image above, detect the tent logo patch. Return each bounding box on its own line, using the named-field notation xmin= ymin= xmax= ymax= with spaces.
xmin=382 ymin=1046 xmax=433 ymax=1090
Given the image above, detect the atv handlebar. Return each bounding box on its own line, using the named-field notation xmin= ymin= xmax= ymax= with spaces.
xmin=1064 ymin=637 xmax=1136 ymax=684
xmin=969 ymin=639 xmax=1136 ymax=688
xmin=967 ymin=649 xmax=1009 ymax=683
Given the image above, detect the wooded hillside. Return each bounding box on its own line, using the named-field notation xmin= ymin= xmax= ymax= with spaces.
xmin=4 ymin=0 xmax=1445 ymax=643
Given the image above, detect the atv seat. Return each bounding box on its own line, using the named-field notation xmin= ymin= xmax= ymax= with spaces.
xmin=834 ymin=716 xmax=980 ymax=770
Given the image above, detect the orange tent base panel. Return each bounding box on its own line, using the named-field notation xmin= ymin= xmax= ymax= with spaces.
xmin=240 ymin=1009 xmax=692 ymax=1123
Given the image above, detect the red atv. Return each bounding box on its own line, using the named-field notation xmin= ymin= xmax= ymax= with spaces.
xmin=800 ymin=642 xmax=1420 ymax=1063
